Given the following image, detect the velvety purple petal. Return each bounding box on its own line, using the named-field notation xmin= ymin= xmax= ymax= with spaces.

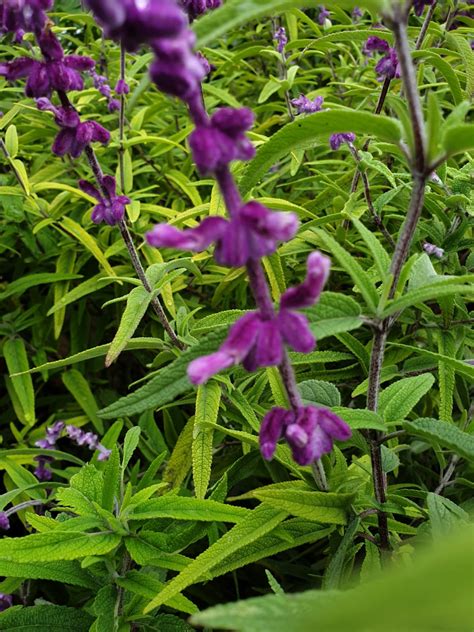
xmin=317 ymin=407 xmax=352 ymax=441
xmin=280 ymin=251 xmax=331 ymax=310
xmin=214 ymin=217 xmax=250 ymax=267
xmin=38 ymin=30 xmax=64 ymax=61
xmin=212 ymin=107 xmax=255 ymax=136
xmin=146 ymin=217 xmax=228 ymax=251
xmin=189 ymin=127 xmax=219 ymax=174
xmin=65 ymin=55 xmax=95 ymax=71
xmin=221 ymin=312 xmax=261 ymax=361
xmin=79 ymin=179 xmax=102 ymax=201
xmin=91 ymin=203 xmax=106 ymax=224
xmin=5 ymin=57 xmax=38 ymax=80
xmin=253 ymin=320 xmax=283 ymax=368
xmin=259 ymin=407 xmax=292 ymax=460
xmin=52 ymin=128 xmax=74 ymax=156
xmin=101 ymin=175 xmax=117 ymax=198
xmin=187 ymin=351 xmax=234 ymax=385
xmin=278 ymin=310 xmax=316 ymax=353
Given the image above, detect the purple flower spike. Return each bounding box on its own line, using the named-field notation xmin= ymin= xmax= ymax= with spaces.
xmin=0 ymin=593 xmax=13 ymax=612
xmin=330 ymin=132 xmax=356 ymax=150
xmin=260 ymin=405 xmax=351 ymax=466
xmin=147 ymin=203 xmax=298 ymax=267
xmin=363 ymin=36 xmax=390 ymax=55
xmin=190 ymin=107 xmax=256 ymax=174
xmin=0 ymin=512 xmax=10 ymax=531
xmin=363 ymin=36 xmax=400 ymax=81
xmin=291 ymin=94 xmax=324 ymax=115
xmin=0 ymin=0 xmax=53 ymax=36
xmin=274 ymin=26 xmax=287 ymax=54
xmin=65 ymin=425 xmax=111 ymax=460
xmin=79 ymin=176 xmax=130 ymax=226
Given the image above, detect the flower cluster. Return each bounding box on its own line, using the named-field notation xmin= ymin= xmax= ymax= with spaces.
xmin=0 ymin=512 xmax=10 ymax=531
xmin=80 ymin=176 xmax=130 ymax=226
xmin=274 ymin=26 xmax=287 ymax=54
xmin=34 ymin=421 xmax=111 ymax=480
xmin=363 ymin=36 xmax=400 ymax=81
xmin=187 ymin=252 xmax=330 ymax=384
xmin=330 ymin=132 xmax=356 ymax=150
xmin=0 ymin=0 xmax=53 ymax=37
xmin=179 ymin=0 xmax=221 ymax=21
xmin=292 ymin=94 xmax=324 ymax=114
xmin=90 ymin=69 xmax=120 ymax=112
xmin=260 ymin=405 xmax=351 ymax=465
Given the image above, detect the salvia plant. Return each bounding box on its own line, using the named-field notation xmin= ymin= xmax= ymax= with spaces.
xmin=0 ymin=0 xmax=472 ymax=630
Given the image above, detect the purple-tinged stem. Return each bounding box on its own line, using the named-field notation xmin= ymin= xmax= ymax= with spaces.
xmin=415 ymin=1 xmax=438 ymax=50
xmin=118 ymin=43 xmax=126 ymax=194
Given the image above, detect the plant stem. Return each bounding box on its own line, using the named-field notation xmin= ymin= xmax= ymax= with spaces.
xmin=118 ymin=43 xmax=126 ymax=194
xmin=415 ymin=1 xmax=438 ymax=50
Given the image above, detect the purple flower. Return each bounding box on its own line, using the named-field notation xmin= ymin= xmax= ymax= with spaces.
xmin=35 ymin=420 xmax=65 ymax=449
xmin=0 ymin=512 xmax=10 ymax=531
xmin=36 ymin=98 xmax=110 ymax=158
xmin=291 ymin=94 xmax=324 ymax=114
xmin=84 ymin=0 xmax=187 ymax=52
xmin=352 ymin=6 xmax=363 ymax=21
xmin=0 ymin=30 xmax=95 ymax=98
xmin=79 ymin=176 xmax=130 ymax=226
xmin=180 ymin=0 xmax=222 ymax=21
xmin=318 ymin=5 xmax=330 ymax=25
xmin=413 ymin=0 xmax=434 ymax=16
xmin=0 ymin=593 xmax=13 ymax=612
xmin=329 ymin=132 xmax=356 ymax=150
xmin=0 ymin=0 xmax=53 ymax=36
xmin=363 ymin=36 xmax=400 ymax=81
xmin=34 ymin=456 xmax=54 ymax=481
xmin=65 ymin=425 xmax=111 ymax=461
xmin=423 ymin=242 xmax=444 ymax=258
xmin=146 ymin=201 xmax=298 ymax=267
xmin=260 ymin=405 xmax=352 ymax=465
xmin=274 ymin=26 xmax=287 ymax=54
xmin=189 ymin=107 xmax=255 ymax=174
xmin=187 ymin=252 xmax=330 ymax=384
xmin=115 ymin=79 xmax=130 ymax=95
xmin=150 ymin=29 xmax=205 ymax=100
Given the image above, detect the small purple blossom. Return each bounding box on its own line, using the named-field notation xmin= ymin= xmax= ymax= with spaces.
xmin=318 ymin=5 xmax=330 ymax=26
xmin=79 ymin=176 xmax=130 ymax=226
xmin=187 ymin=252 xmax=330 ymax=384
xmin=423 ymin=242 xmax=444 ymax=259
xmin=189 ymin=107 xmax=255 ymax=174
xmin=146 ymin=202 xmax=298 ymax=267
xmin=0 ymin=593 xmax=13 ymax=612
xmin=36 ymin=98 xmax=110 ymax=158
xmin=0 ymin=29 xmax=95 ymax=98
xmin=291 ymin=94 xmax=324 ymax=114
xmin=0 ymin=0 xmax=53 ymax=36
xmin=180 ymin=0 xmax=222 ymax=21
xmin=66 ymin=425 xmax=111 ymax=460
xmin=0 ymin=512 xmax=10 ymax=531
xmin=363 ymin=36 xmax=400 ymax=81
xmin=259 ymin=405 xmax=352 ymax=465
xmin=274 ymin=26 xmax=287 ymax=54
xmin=34 ymin=456 xmax=54 ymax=481
xmin=329 ymin=132 xmax=356 ymax=150
xmin=35 ymin=420 xmax=64 ymax=449
xmin=352 ymin=6 xmax=363 ymax=21
xmin=115 ymin=78 xmax=130 ymax=95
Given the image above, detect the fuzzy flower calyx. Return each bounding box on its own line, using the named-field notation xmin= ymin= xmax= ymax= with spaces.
xmin=79 ymin=176 xmax=130 ymax=226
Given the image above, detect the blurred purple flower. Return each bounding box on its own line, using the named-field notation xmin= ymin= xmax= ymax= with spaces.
xmin=274 ymin=26 xmax=287 ymax=54
xmin=318 ymin=5 xmax=330 ymax=25
xmin=260 ymin=405 xmax=351 ymax=465
xmin=189 ymin=107 xmax=255 ymax=174
xmin=329 ymin=132 xmax=356 ymax=150
xmin=0 ymin=512 xmax=10 ymax=531
xmin=352 ymin=6 xmax=363 ymax=21
xmin=34 ymin=456 xmax=54 ymax=481
xmin=66 ymin=425 xmax=111 ymax=461
xmin=423 ymin=242 xmax=444 ymax=258
xmin=0 ymin=593 xmax=13 ymax=612
xmin=79 ymin=176 xmax=130 ymax=226
xmin=363 ymin=36 xmax=400 ymax=80
xmin=187 ymin=252 xmax=330 ymax=384
xmin=0 ymin=30 xmax=95 ymax=98
xmin=413 ymin=0 xmax=434 ymax=16
xmin=146 ymin=201 xmax=298 ymax=267
xmin=0 ymin=0 xmax=53 ymax=36
xmin=115 ymin=78 xmax=130 ymax=95
xmin=180 ymin=0 xmax=222 ymax=20
xmin=291 ymin=94 xmax=324 ymax=114
xmin=36 ymin=97 xmax=110 ymax=158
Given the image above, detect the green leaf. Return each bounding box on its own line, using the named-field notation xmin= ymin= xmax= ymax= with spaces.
xmin=0 ymin=531 xmax=120 ymax=562
xmin=99 ymin=330 xmax=227 ymax=419
xmin=4 ymin=338 xmax=35 ymax=425
xmin=252 ymin=490 xmax=354 ymax=525
xmin=304 ymin=292 xmax=363 ymax=339
xmin=382 ymin=277 xmax=474 ymax=316
xmin=5 ymin=125 xmax=18 ymax=158
xmin=379 ymin=374 xmax=435 ymax=423
xmin=62 ymin=370 xmax=104 ymax=433
xmin=427 ymin=493 xmax=469 ymax=540
xmin=351 ymin=218 xmax=390 ymax=280
xmin=116 ymin=570 xmax=198 ymax=614
xmin=60 ymin=217 xmax=115 ymax=277
xmin=404 ymin=418 xmax=474 ymax=461
xmin=387 ymin=343 xmax=474 ymax=381
xmin=123 ymin=427 xmax=142 ymax=471
xmin=315 ymin=231 xmax=379 ymax=313
xmin=105 ymin=286 xmax=153 ymax=367
xmin=332 ymin=407 xmax=386 ymax=431
xmin=0 ymin=606 xmax=94 ymax=631
xmin=0 ymin=272 xmax=81 ymax=301
xmin=442 ymin=123 xmax=474 ymax=158
xmin=299 ymin=380 xmax=341 ymax=407
xmin=143 ymin=505 xmax=288 ymax=612
xmin=192 ymin=525 xmax=474 ymax=632
xmin=323 ymin=518 xmax=360 ymax=589
xmin=193 ymin=382 xmax=221 ymax=499
xmin=0 ymin=559 xmax=97 ymax=588
xmin=240 ymin=111 xmax=402 ymax=195
xmin=126 ymin=496 xmax=248 ymax=523
xmin=163 ymin=417 xmax=194 ymax=490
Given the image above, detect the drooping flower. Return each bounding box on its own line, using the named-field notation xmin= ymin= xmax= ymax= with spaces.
xmin=0 ymin=512 xmax=10 ymax=531
xmin=0 ymin=593 xmax=13 ymax=612
xmin=329 ymin=132 xmax=356 ymax=150
xmin=79 ymin=176 xmax=130 ymax=226
xmin=0 ymin=0 xmax=53 ymax=37
xmin=146 ymin=201 xmax=298 ymax=267
xmin=291 ymin=94 xmax=324 ymax=114
xmin=187 ymin=252 xmax=330 ymax=384
xmin=179 ymin=0 xmax=222 ymax=21
xmin=115 ymin=78 xmax=130 ymax=95
xmin=36 ymin=97 xmax=110 ymax=157
xmin=363 ymin=36 xmax=400 ymax=81
xmin=0 ymin=29 xmax=95 ymax=98
xmin=34 ymin=455 xmax=54 ymax=481
xmin=259 ymin=405 xmax=352 ymax=465
xmin=274 ymin=26 xmax=287 ymax=54
xmin=189 ymin=107 xmax=255 ymax=174
xmin=423 ymin=242 xmax=444 ymax=259
xmin=84 ymin=0 xmax=187 ymax=52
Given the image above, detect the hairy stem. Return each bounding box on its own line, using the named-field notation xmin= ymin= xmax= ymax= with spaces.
xmin=118 ymin=43 xmax=126 ymax=193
